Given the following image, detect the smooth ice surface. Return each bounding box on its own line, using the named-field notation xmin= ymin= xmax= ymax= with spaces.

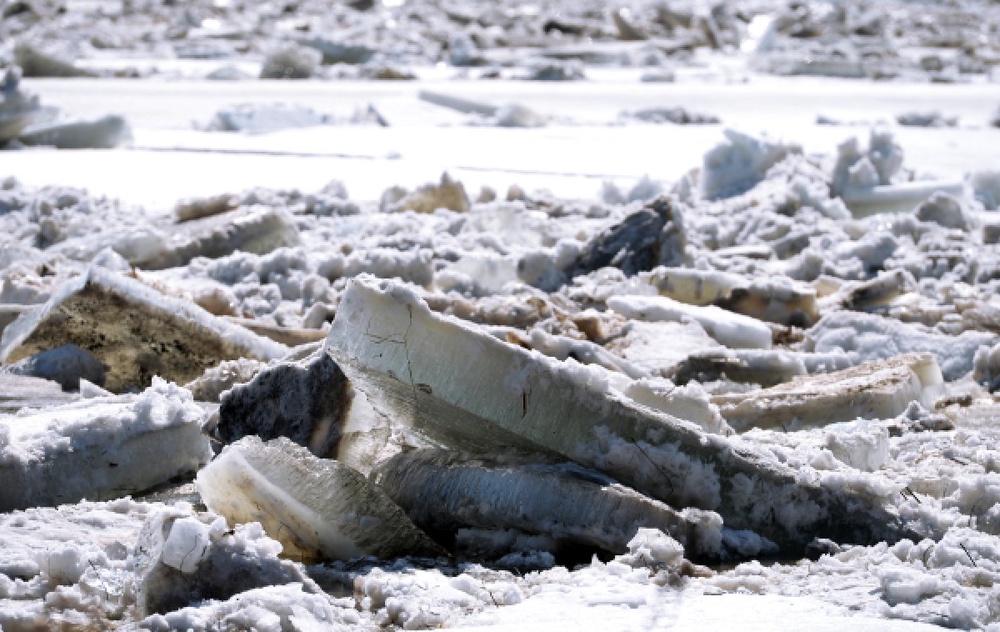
xmin=326 ymin=275 xmax=907 ymax=552
xmin=196 ymin=436 xmax=444 ymax=562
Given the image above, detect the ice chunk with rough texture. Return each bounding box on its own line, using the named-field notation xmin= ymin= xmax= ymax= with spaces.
xmin=196 ymin=436 xmax=444 ymax=562
xmin=714 ymin=353 xmax=943 ymax=433
xmin=132 ymin=506 xmax=319 ymax=616
xmin=259 ymin=44 xmax=320 ymax=79
xmin=0 ymin=267 xmax=288 ymax=392
xmin=701 ymin=130 xmax=800 ymax=200
xmin=217 ymin=350 xmax=388 ymax=472
xmin=325 ymin=276 xmax=911 ymax=552
xmin=805 ymin=311 xmax=996 ymax=381
xmin=0 ymin=378 xmax=212 ymax=512
xmin=140 ymin=583 xmax=351 ymax=631
xmin=673 ymin=348 xmax=854 ymax=387
xmin=373 ymin=449 xmax=733 ymax=560
xmin=609 ymin=294 xmax=773 ymax=349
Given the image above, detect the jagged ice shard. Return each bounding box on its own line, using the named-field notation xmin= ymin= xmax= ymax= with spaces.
xmin=325 ymin=276 xmax=913 ymax=554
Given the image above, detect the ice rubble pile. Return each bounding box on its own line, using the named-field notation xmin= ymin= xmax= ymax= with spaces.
xmin=6 ymin=126 xmax=1000 ymax=627
xmin=3 ymin=0 xmax=996 ymax=81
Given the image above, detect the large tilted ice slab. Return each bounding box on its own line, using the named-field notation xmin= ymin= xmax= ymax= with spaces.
xmin=325 ymin=276 xmax=910 ymax=552
xmin=0 ymin=378 xmax=212 ymax=512
xmin=0 ymin=267 xmax=288 ymax=392
xmin=196 ymin=436 xmax=445 ymax=563
xmin=713 ymin=353 xmax=944 ymax=433
xmin=608 ymin=294 xmax=773 ymax=349
xmin=373 ymin=449 xmax=744 ymax=560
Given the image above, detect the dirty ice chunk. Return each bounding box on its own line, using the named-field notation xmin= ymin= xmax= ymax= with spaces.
xmin=196 ymin=436 xmax=444 ymax=562
xmin=132 ymin=506 xmax=319 ymax=617
xmin=373 ymin=449 xmax=730 ymax=559
xmin=0 ymin=378 xmax=212 ymax=512
xmin=805 ymin=311 xmax=996 ymax=381
xmin=208 ymin=102 xmax=329 ymax=134
xmin=217 ymin=350 xmax=388 ymax=473
xmin=608 ymin=294 xmax=773 ymax=349
xmin=713 ymin=353 xmax=943 ymax=433
xmin=0 ymin=267 xmax=288 ymax=392
xmin=645 ymin=267 xmax=819 ymax=326
xmin=325 ymin=276 xmax=909 ymax=552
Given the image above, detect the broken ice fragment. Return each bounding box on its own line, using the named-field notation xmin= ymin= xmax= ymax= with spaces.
xmin=216 ymin=350 xmax=387 ymax=472
xmin=19 ymin=115 xmax=132 ymax=149
xmin=259 ymin=44 xmax=320 ymax=79
xmin=608 ymin=294 xmax=773 ymax=349
xmin=373 ymin=449 xmax=729 ymax=560
xmin=13 ymin=42 xmax=96 ymax=78
xmin=713 ymin=353 xmax=944 ymax=433
xmin=645 ymin=267 xmax=819 ymax=326
xmin=568 ymin=196 xmax=685 ymax=279
xmin=196 ymin=436 xmax=444 ymax=562
xmin=701 ymin=130 xmax=801 ymax=200
xmin=132 ymin=506 xmax=320 ymax=616
xmin=325 ymin=276 xmax=911 ymax=552
xmin=672 ymin=348 xmax=854 ymax=388
xmin=124 ymin=206 xmax=300 ymax=270
xmin=0 ymin=267 xmax=288 ymax=392
xmin=0 ymin=378 xmax=212 ymax=512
